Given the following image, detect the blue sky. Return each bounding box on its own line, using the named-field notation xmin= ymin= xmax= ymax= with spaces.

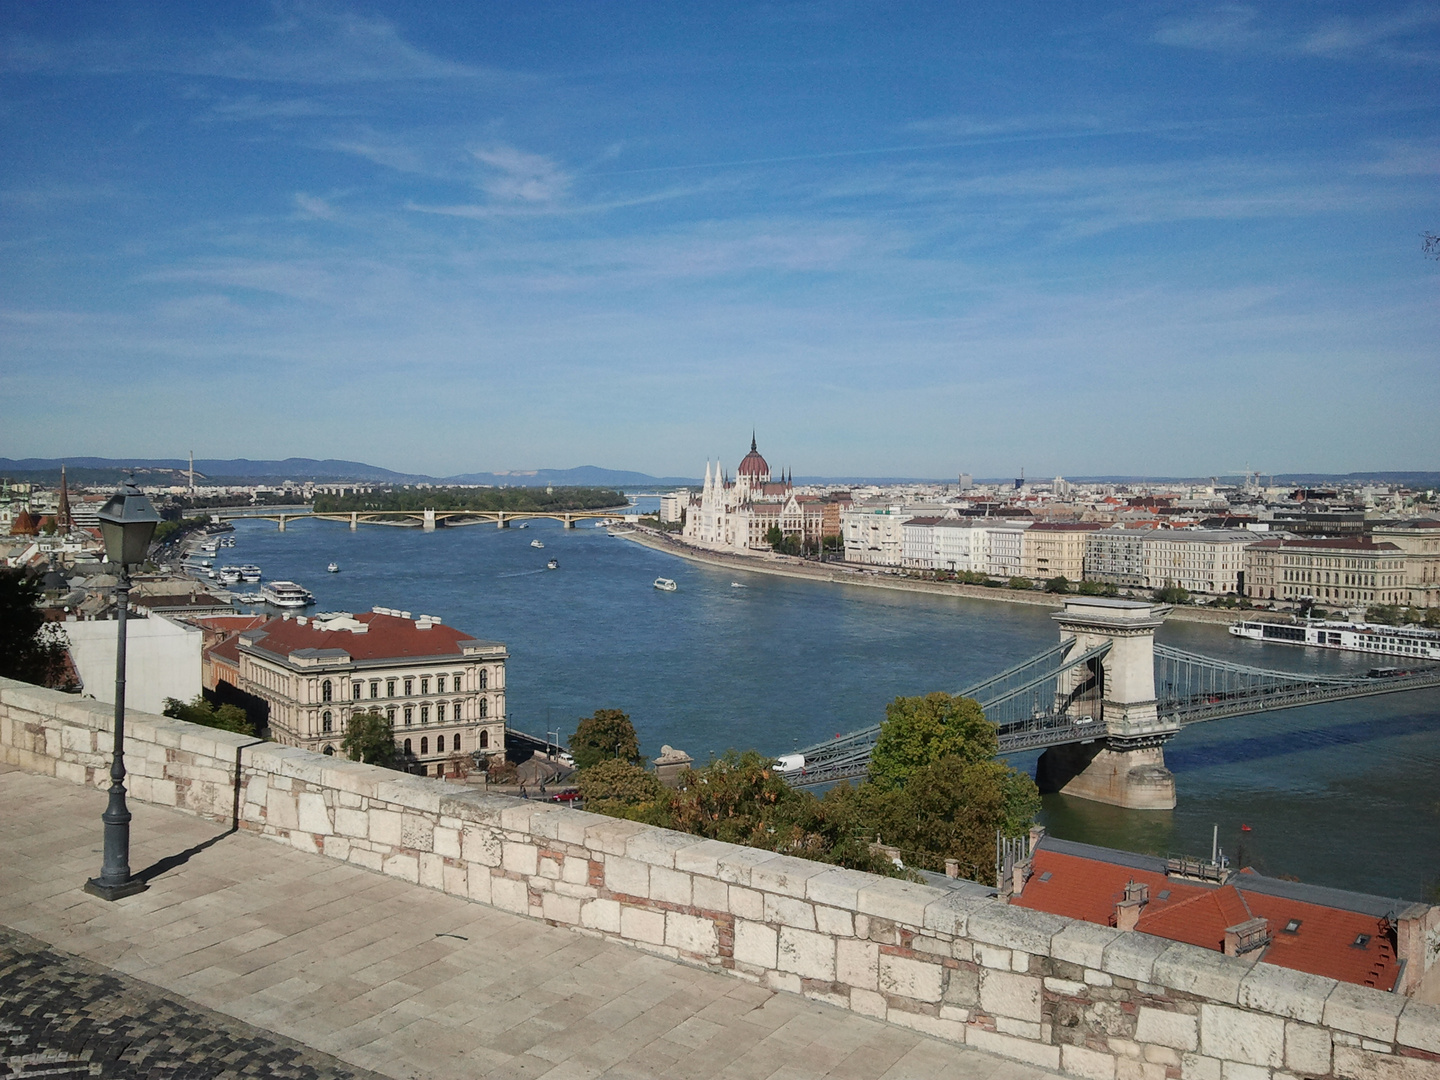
xmin=2 ymin=3 xmax=1436 ymax=479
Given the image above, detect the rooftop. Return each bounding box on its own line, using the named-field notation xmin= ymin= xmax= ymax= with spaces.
xmin=240 ymin=610 xmax=505 ymax=666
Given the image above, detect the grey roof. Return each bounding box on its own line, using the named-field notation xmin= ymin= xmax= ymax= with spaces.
xmin=914 ymin=869 xmax=999 ymax=898
xmin=1038 ymin=835 xmax=1169 ymax=874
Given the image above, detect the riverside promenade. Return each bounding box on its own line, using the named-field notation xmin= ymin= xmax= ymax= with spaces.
xmin=0 ymin=764 xmax=1053 ymax=1080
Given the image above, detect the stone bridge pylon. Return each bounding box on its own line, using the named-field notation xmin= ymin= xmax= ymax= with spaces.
xmin=1035 ymin=598 xmax=1179 ymax=811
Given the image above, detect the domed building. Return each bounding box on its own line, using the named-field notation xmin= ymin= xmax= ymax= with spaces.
xmin=683 ymin=435 xmax=821 ymax=553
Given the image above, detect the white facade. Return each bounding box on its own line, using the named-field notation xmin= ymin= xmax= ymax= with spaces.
xmin=934 ymin=520 xmax=992 ymax=575
xmin=1142 ymin=529 xmax=1255 ymax=595
xmin=65 ymin=612 xmax=203 ymax=715
xmin=986 ymin=522 xmax=1032 ymax=579
xmin=842 ymin=505 xmax=914 ymax=566
xmin=659 ymin=491 xmax=688 ymax=524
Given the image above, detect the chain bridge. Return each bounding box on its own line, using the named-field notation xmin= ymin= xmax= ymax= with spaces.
xmin=783 ymin=598 xmax=1440 ymax=810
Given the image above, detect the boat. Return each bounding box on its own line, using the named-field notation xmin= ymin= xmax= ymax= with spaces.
xmin=516 ymin=523 xmax=528 ymax=529
xmin=653 ymin=578 xmax=677 ymax=592
xmin=217 ymin=567 xmax=242 ymax=585
xmin=261 ymin=581 xmax=316 ymax=608
xmin=731 ymin=582 xmax=747 ymax=589
xmin=547 ymin=558 xmax=559 ymax=570
xmin=1229 ymin=618 xmax=1440 ymax=661
xmin=530 ymin=540 xmax=545 ymax=549
xmin=240 ymin=565 xmax=261 ymax=582
xmin=327 ymin=562 xmax=339 ymax=573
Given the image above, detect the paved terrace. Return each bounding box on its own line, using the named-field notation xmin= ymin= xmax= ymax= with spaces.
xmin=0 ymin=765 xmax=1055 ymax=1080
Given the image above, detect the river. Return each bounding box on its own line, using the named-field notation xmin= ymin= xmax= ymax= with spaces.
xmin=215 ymin=511 xmax=1440 ymax=902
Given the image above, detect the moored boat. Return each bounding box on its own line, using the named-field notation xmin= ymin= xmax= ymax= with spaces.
xmin=1229 ymin=618 xmax=1440 ymax=661
xmin=261 ymin=581 xmax=315 ymax=608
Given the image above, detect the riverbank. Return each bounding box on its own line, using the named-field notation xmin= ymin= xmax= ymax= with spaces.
xmin=623 ymin=527 xmax=1241 ymax=625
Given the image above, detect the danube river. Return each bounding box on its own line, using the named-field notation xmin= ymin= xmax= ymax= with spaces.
xmin=221 ymin=513 xmax=1440 ymax=901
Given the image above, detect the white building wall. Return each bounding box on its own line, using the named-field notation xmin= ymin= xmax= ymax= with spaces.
xmin=64 ymin=613 xmax=203 ymax=715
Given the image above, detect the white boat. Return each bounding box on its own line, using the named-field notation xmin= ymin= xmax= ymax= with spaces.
xmin=1229 ymin=618 xmax=1440 ymax=662
xmin=517 ymin=523 xmax=528 ymax=529
xmin=262 ymin=581 xmax=315 ymax=608
xmin=327 ymin=562 xmax=339 ymax=573
xmin=217 ymin=567 xmax=242 ymax=585
xmin=240 ymin=565 xmax=261 ymax=582
xmin=530 ymin=539 xmax=545 ymax=549
xmin=653 ymin=578 xmax=677 ymax=592
xmin=731 ymin=582 xmax=747 ymax=589
xmin=547 ymin=558 xmax=559 ymax=570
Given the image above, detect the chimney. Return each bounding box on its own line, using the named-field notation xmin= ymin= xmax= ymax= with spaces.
xmin=1115 ymin=880 xmax=1149 ymax=932
xmin=1223 ymin=917 xmax=1271 ymax=957
xmin=945 ymin=859 xmax=960 ymax=879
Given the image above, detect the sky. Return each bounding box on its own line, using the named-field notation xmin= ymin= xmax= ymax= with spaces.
xmin=2 ymin=3 xmax=1437 ymax=480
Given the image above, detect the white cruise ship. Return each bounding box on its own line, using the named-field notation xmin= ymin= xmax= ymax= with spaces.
xmin=1229 ymin=618 xmax=1440 ymax=662
xmin=261 ymin=581 xmax=315 ymax=608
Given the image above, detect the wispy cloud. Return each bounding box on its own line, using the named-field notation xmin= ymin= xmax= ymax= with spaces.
xmin=1155 ymin=4 xmax=1440 ymax=63
xmin=472 ymin=145 xmax=571 ymax=203
xmin=1154 ymin=5 xmax=1264 ymax=52
xmin=293 ymin=192 xmax=338 ymax=220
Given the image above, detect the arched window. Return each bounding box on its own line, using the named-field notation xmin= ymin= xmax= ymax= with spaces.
xmin=478 ymin=669 xmax=487 ymax=690
xmin=478 ymin=729 xmax=489 ymax=749
xmin=479 ymin=698 xmax=487 ymax=719
xmin=403 ymin=738 xmax=412 ymax=755
xmin=323 ymin=745 xmax=335 ymax=756
xmin=437 ymin=734 xmax=446 ymax=753
xmin=322 ymin=710 xmax=332 ymax=733
xmin=420 ymin=737 xmax=429 ymax=755
xmin=322 ymin=679 xmax=332 ymax=703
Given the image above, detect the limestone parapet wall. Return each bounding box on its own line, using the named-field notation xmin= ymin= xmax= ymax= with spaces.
xmin=3 ymin=676 xmax=1436 ymax=1080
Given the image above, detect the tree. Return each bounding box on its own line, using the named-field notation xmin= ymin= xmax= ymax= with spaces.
xmin=162 ymin=694 xmax=254 ymax=736
xmin=1008 ymin=576 xmax=1033 ymax=590
xmin=342 ymin=708 xmax=396 ymax=766
xmin=1154 ymin=581 xmax=1190 ymax=604
xmin=1045 ymin=576 xmax=1071 ymax=594
xmin=867 ymin=692 xmax=997 ymax=790
xmin=570 ymin=708 xmax=642 ymax=769
xmin=0 ymin=568 xmax=73 ymax=688
xmin=576 ymin=759 xmax=668 ymax=821
xmin=1078 ymin=579 xmax=1117 ymax=596
xmin=765 ymin=524 xmax=784 ymax=549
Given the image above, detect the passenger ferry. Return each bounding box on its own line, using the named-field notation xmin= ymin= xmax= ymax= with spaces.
xmin=261 ymin=581 xmax=316 ymax=608
xmin=653 ymin=577 xmax=677 ymax=592
xmin=1229 ymin=618 xmax=1440 ymax=661
xmin=530 ymin=539 xmax=545 ymax=549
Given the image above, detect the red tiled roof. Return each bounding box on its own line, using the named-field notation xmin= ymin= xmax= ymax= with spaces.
xmin=208 ymin=635 xmax=242 ymax=668
xmin=242 ymin=611 xmax=492 ymax=664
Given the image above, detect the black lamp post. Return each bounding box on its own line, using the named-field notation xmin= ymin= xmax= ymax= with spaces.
xmin=84 ymin=477 xmax=159 ymax=901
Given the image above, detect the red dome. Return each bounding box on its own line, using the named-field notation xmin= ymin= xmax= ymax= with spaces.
xmin=737 ymin=436 xmax=769 ymax=478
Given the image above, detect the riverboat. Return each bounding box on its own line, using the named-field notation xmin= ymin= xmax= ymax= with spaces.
xmin=217 ymin=566 xmax=242 ymax=585
xmin=240 ymin=565 xmax=262 ymax=582
xmin=327 ymin=562 xmax=339 ymax=573
xmin=530 ymin=539 xmax=544 ymax=548
xmin=261 ymin=581 xmax=315 ymax=608
xmin=653 ymin=578 xmax=677 ymax=592
xmin=1228 ymin=618 xmax=1440 ymax=661
xmin=547 ymin=558 xmax=559 ymax=570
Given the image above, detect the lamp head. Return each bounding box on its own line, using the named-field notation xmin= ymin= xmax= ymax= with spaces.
xmin=97 ymin=477 xmax=160 ymax=568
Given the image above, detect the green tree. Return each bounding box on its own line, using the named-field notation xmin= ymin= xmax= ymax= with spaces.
xmin=1154 ymin=581 xmax=1190 ymax=604
xmin=577 ymin=759 xmax=670 ymax=822
xmin=765 ymin=524 xmax=783 ymax=549
xmin=342 ymin=708 xmax=396 ymax=766
xmin=867 ymin=692 xmax=996 ymax=790
xmin=1078 ymin=579 xmax=1117 ymax=596
xmin=0 ymin=568 xmax=72 ymax=688
xmin=570 ymin=708 xmax=642 ymax=769
xmin=162 ymin=694 xmax=255 ymax=736
xmin=1045 ymin=576 xmax=1071 ymax=594
xmin=1008 ymin=576 xmax=1034 ymax=590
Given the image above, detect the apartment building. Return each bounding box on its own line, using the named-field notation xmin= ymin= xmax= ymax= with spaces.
xmin=1020 ymin=522 xmax=1102 ymax=582
xmin=1084 ymin=528 xmax=1150 ymax=589
xmin=842 ymin=505 xmax=914 ymax=566
xmin=986 ymin=521 xmax=1032 ymax=580
xmin=1141 ymin=529 xmax=1255 ymax=596
xmin=1243 ymin=537 xmax=1408 ymax=607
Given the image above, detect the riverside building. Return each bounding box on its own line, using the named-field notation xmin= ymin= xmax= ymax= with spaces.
xmin=1242 ymin=537 xmax=1408 ymax=607
xmin=233 ymin=608 xmax=507 ymax=776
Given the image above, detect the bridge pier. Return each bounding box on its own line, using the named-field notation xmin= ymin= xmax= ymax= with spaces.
xmin=564 ymin=515 xmax=575 ymax=529
xmin=423 ymin=509 xmax=436 ymax=532
xmin=1036 ymin=740 xmax=1176 ymax=810
xmin=497 ymin=514 xmax=508 ymax=529
xmin=277 ymin=515 xmax=286 ymax=532
xmin=350 ymin=513 xmax=358 ymax=531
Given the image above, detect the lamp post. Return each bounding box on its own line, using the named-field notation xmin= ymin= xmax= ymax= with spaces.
xmin=83 ymin=477 xmax=159 ymax=901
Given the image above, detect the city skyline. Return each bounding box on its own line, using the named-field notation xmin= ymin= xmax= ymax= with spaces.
xmin=2 ymin=3 xmax=1437 ymax=477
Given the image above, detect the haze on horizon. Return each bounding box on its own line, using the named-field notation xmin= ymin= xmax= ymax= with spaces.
xmin=2 ymin=3 xmax=1437 ymax=481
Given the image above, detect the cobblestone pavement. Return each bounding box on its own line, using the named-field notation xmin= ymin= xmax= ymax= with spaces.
xmin=0 ymin=926 xmax=386 ymax=1079
xmin=0 ymin=766 xmax=1056 ymax=1080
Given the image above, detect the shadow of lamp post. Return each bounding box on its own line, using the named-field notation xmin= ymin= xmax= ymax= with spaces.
xmin=83 ymin=477 xmax=159 ymax=901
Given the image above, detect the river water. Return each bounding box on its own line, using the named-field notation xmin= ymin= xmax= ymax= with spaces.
xmin=217 ymin=512 xmax=1440 ymax=901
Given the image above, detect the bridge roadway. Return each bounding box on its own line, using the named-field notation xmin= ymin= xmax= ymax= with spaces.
xmin=211 ymin=505 xmax=633 ymax=530
xmin=0 ymin=764 xmax=1053 ymax=1080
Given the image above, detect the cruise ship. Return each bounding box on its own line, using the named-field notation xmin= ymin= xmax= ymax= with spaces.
xmin=1229 ymin=618 xmax=1440 ymax=662
xmin=261 ymin=581 xmax=316 ymax=608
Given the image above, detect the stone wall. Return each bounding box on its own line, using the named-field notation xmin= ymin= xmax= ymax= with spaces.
xmin=3 ymin=676 xmax=1437 ymax=1080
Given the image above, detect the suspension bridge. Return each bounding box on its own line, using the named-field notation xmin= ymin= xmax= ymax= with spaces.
xmin=783 ymin=598 xmax=1440 ymax=809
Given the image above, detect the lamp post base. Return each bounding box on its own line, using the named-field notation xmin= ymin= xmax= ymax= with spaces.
xmin=83 ymin=876 xmax=149 ymax=901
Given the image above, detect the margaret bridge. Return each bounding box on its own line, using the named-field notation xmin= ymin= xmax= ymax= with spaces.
xmin=210 ymin=505 xmax=632 ymax=531
xmin=784 ymin=598 xmax=1440 ymax=809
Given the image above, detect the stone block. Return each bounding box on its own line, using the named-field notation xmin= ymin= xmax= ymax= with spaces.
xmin=264 ymin=788 xmax=299 ymax=831
xmin=1238 ymin=964 xmax=1335 ymax=1025
xmin=728 ymin=886 xmax=764 ymax=921
xmin=714 ymin=846 xmax=781 ymax=886
xmin=442 ymin=862 xmax=466 ymax=897
xmin=490 ymin=875 xmax=529 ymax=914
xmin=333 ymin=807 xmax=368 ymax=839
xmin=1064 ymin=1043 xmax=1119 ymax=1080
xmin=734 ymin=920 xmax=778 ymax=969
xmin=766 ymin=970 xmax=801 ymax=994
xmin=580 ymin=898 xmax=621 ymax=933
xmin=1046 ymin=977 xmax=1088 ymax=997
xmin=672 ymin=838 xmax=735 ymax=878
xmin=1199 ymin=1004 xmax=1285 ymax=1068
xmin=850 ymin=987 xmax=887 ymax=1018
xmin=542 ymin=892 xmax=583 ymax=926
xmin=997 ymin=1016 xmax=1041 ymax=1040
xmin=692 ymin=875 xmax=728 ymax=913
xmin=418 ymin=852 xmax=445 ymax=889
xmin=878 ymin=953 xmax=943 ymax=1003
xmin=764 ymin=893 xmax=816 ymax=931
xmin=1049 ymin=921 xmax=1123 ymax=971
xmin=368 ymin=807 xmax=402 ymax=847
xmin=665 ymin=912 xmax=718 ymax=957
xmin=603 ymin=855 xmax=650 ymax=897
xmin=979 ymin=968 xmax=1041 ymax=1021
xmin=1397 ymin=999 xmax=1440 ymax=1055
xmin=296 ymin=792 xmax=332 ymax=835
xmin=889 ymin=1008 xmax=968 ymax=1043
xmin=624 ymin=827 xmax=699 ymax=868
xmin=778 ymin=926 xmax=835 ymax=981
xmin=814 ymin=904 xmax=854 ymax=937
xmin=501 ymin=841 xmax=537 ymax=876
xmin=620 ymin=905 xmax=666 ymax=946
xmin=1219 ymin=1064 xmax=1270 ymax=1080
xmin=806 ymin=866 xmax=884 ymax=910
xmin=966 ymin=1028 xmax=1061 ymax=1071
xmin=400 ymin=812 xmax=434 ymax=850
xmin=381 ymin=852 xmax=420 ymax=883
xmin=1116 ymin=1060 xmax=1168 ymax=1080
xmin=647 ymin=866 xmax=691 ymax=906
xmin=1137 ymin=1007 xmax=1200 ymax=1051
xmin=856 ymin=878 xmax=942 ymax=929
xmin=1153 ymin=943 xmax=1246 ymax=1005
xmin=1182 ymin=1054 xmax=1222 ymax=1080
xmin=748 ymin=853 xmax=827 ymax=899
xmin=1333 ymin=1046 xmax=1440 ymax=1080
xmin=1323 ymin=983 xmax=1406 ymax=1043
xmin=289 ymin=830 xmax=320 ymax=855
xmin=975 ymin=943 xmax=1013 ymax=970
xmin=836 ymin=938 xmax=879 ymax=990
xmin=1103 ymin=931 xmax=1172 ymax=983
xmin=462 ymin=825 xmax=502 ymax=867
xmin=583 ymin=816 xmax=650 ymax=856
xmin=922 ymin=893 xmax=988 ymax=938
xmin=432 ymin=825 xmax=461 ymax=860
xmin=967 ymin=903 xmax=1065 ymax=955
xmin=1284 ymin=1022 xmax=1332 ymax=1076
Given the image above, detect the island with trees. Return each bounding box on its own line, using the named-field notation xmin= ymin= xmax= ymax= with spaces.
xmin=313 ymin=486 xmax=627 ymax=515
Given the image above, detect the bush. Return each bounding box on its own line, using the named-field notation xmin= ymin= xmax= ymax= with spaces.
xmin=162 ymin=694 xmax=255 ymax=736
xmin=1154 ymin=582 xmax=1190 ymax=604
xmin=1044 ymin=576 xmax=1070 ymax=594
xmin=570 ymin=709 xmax=642 ymax=769
xmin=1008 ymin=576 xmax=1034 ymax=590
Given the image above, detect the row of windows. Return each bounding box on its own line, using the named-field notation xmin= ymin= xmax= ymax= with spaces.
xmin=401 ymin=730 xmax=488 ymax=757
xmin=319 ymin=697 xmax=490 ymax=732
xmin=322 ymin=670 xmax=491 ymax=703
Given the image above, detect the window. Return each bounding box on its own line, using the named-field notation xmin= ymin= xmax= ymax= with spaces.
xmin=322 ymin=710 xmax=332 ymax=733
xmin=421 ymin=737 xmax=429 ymax=755
xmin=386 ymin=679 xmax=396 ymax=697
xmin=1283 ymin=919 xmax=1302 ymax=934
xmin=421 ymin=705 xmax=430 ymax=724
xmin=370 ymin=681 xmax=380 ymax=699
xmin=454 ymin=672 xmax=463 ymax=690
xmin=323 ymin=745 xmax=335 ymax=756
xmin=1353 ymin=934 xmax=1371 ymax=948
xmin=436 ymin=674 xmax=446 ymax=693
xmin=478 ymin=729 xmax=489 ymax=749
xmin=404 ymin=678 xmax=413 ymax=696
xmin=479 ymin=669 xmax=488 ymax=690
xmin=404 ymin=706 xmax=413 ymax=726
xmin=322 ymin=679 xmax=333 ymax=703
xmin=386 ymin=707 xmax=396 ymax=723
xmin=1156 ymin=890 xmax=1170 ymax=901
xmin=420 ymin=676 xmax=430 ymax=695
xmin=479 ymin=699 xmax=487 ymax=719
xmin=352 ymin=682 xmax=361 ymax=700
xmin=403 ymin=738 xmax=412 ymax=755
xmin=436 ymin=703 xmax=445 ymax=723
xmin=1038 ymin=871 xmax=1052 ymax=883
xmin=451 ymin=700 xmax=462 ymax=720
xmin=437 ymin=735 xmax=446 ymax=753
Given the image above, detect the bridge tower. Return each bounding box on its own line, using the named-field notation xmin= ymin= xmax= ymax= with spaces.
xmin=1036 ymin=598 xmax=1179 ymax=811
